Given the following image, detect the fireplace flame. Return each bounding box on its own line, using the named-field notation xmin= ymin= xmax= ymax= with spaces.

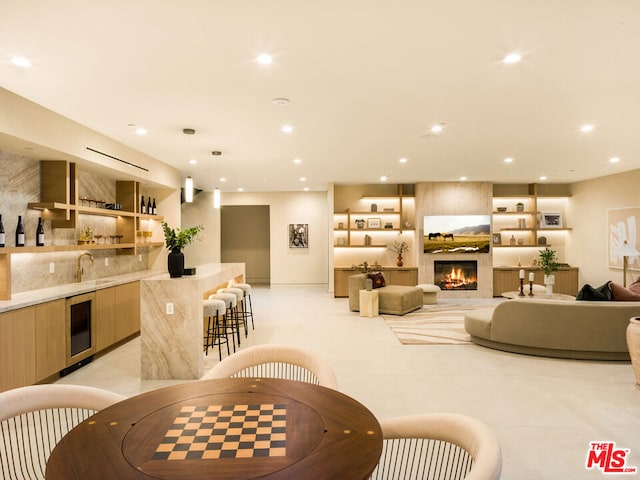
xmin=440 ymin=266 xmax=478 ymax=290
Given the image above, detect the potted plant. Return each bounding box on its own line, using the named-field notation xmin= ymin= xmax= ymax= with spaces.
xmin=388 ymin=240 xmax=410 ymax=267
xmin=161 ymin=222 xmax=203 ymax=277
xmin=355 ymin=218 xmax=365 ymax=229
xmin=538 ymin=246 xmax=559 ymax=297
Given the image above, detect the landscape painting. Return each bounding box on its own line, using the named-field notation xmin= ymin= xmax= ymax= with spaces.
xmin=423 ymin=215 xmax=491 ymax=253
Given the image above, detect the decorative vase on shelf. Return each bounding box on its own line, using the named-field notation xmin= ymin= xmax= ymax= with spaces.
xmin=626 ymin=317 xmax=640 ymax=389
xmin=167 ymin=248 xmax=185 ymax=278
xmin=397 ymin=254 xmax=403 ymax=267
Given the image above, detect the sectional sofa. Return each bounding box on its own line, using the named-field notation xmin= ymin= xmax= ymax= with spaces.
xmin=464 ymin=298 xmax=640 ymax=360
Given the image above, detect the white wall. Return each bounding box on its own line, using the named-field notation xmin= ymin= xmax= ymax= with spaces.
xmin=180 ymin=191 xmax=221 ymax=268
xmin=569 ymin=168 xmax=640 ymax=287
xmin=185 ymin=191 xmax=329 ymax=285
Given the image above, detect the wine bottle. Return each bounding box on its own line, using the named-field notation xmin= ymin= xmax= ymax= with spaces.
xmin=147 ymin=197 xmax=152 ymax=215
xmin=152 ymin=198 xmax=157 ymax=215
xmin=16 ymin=216 xmax=25 ymax=247
xmin=140 ymin=196 xmax=146 ymax=214
xmin=36 ymin=217 xmax=45 ymax=246
xmin=0 ymin=214 xmax=5 ymax=247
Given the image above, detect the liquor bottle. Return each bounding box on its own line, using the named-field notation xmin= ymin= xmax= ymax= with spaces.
xmin=147 ymin=197 xmax=152 ymax=215
xmin=152 ymin=198 xmax=157 ymax=215
xmin=16 ymin=216 xmax=25 ymax=247
xmin=140 ymin=196 xmax=146 ymax=214
xmin=36 ymin=217 xmax=45 ymax=246
xmin=0 ymin=215 xmax=5 ymax=247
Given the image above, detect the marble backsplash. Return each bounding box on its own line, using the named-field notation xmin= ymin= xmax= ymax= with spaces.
xmin=1 ymin=149 xmax=152 ymax=294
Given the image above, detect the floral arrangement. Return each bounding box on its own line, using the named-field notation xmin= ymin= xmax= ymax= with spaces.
xmin=161 ymin=222 xmax=203 ymax=251
xmin=388 ymin=240 xmax=410 ymax=255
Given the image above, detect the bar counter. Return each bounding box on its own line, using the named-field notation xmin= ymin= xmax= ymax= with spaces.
xmin=140 ymin=263 xmax=245 ymax=380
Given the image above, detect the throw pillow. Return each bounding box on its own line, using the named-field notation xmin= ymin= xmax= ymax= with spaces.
xmin=576 ymin=282 xmax=612 ymax=301
xmin=367 ymin=272 xmax=386 ymax=289
xmin=629 ymin=279 xmax=640 ymax=295
xmin=610 ymin=282 xmax=640 ymax=301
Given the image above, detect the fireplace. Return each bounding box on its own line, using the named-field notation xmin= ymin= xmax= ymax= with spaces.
xmin=434 ymin=260 xmax=478 ymax=290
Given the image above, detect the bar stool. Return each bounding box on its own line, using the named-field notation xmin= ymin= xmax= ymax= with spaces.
xmin=203 ymin=298 xmax=229 ymax=360
xmin=209 ymin=293 xmax=240 ymax=349
xmin=233 ymin=283 xmax=254 ymax=330
xmin=218 ymin=287 xmax=248 ymax=338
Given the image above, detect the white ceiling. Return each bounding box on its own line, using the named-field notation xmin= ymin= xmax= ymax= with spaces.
xmin=1 ymin=0 xmax=639 ymax=192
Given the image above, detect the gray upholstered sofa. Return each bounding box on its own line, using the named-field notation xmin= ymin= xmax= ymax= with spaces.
xmin=349 ymin=273 xmax=422 ymax=315
xmin=464 ymin=298 xmax=640 ymax=360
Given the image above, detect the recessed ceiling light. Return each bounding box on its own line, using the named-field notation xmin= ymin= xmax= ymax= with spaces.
xmin=135 ymin=127 xmax=147 ymax=135
xmin=300 ymin=177 xmax=306 ymax=182
xmin=503 ymin=53 xmax=522 ymax=64
xmin=609 ymin=157 xmax=620 ymax=163
xmin=238 ymin=187 xmax=244 ymax=192
xmin=281 ymin=125 xmax=293 ymax=133
xmin=431 ymin=124 xmax=444 ymax=133
xmin=399 ymin=158 xmax=408 ymax=164
xmin=504 ymin=157 xmax=513 ymax=163
xmin=580 ymin=124 xmax=594 ymax=133
xmin=11 ymin=56 xmax=32 ymax=68
xmin=220 ymin=177 xmax=227 ymax=182
xmin=272 ymin=97 xmax=290 ymax=105
xmin=189 ymin=159 xmax=197 ymax=165
xmin=380 ymin=175 xmax=387 ymax=182
xmin=304 ymin=187 xmax=309 ymax=192
xmin=293 ymin=158 xmax=302 ymax=164
xmin=460 ymin=176 xmax=467 ymax=181
xmin=256 ymin=53 xmax=273 ymax=64
xmin=539 ymin=176 xmax=547 ymax=181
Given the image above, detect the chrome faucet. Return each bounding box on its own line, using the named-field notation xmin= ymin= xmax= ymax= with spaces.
xmin=77 ymin=252 xmax=94 ymax=282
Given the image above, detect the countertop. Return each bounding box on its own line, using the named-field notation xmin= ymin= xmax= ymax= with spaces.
xmin=0 ymin=269 xmax=165 ymax=313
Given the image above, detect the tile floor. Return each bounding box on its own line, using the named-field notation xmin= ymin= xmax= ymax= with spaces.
xmin=56 ymin=285 xmax=640 ymax=479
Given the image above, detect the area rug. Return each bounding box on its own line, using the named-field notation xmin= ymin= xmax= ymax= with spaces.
xmin=382 ymin=304 xmax=489 ymax=345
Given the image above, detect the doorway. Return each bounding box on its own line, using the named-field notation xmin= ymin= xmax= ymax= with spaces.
xmin=221 ymin=205 xmax=270 ymax=284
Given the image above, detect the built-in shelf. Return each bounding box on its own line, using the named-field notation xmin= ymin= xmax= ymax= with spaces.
xmin=493 ymin=244 xmax=553 ymax=248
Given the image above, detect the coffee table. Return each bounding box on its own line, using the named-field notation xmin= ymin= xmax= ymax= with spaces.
xmin=501 ymin=290 xmax=575 ymax=300
xmin=46 ymin=378 xmax=382 ymax=480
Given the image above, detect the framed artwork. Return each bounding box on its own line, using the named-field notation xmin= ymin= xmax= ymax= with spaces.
xmin=608 ymin=207 xmax=640 ymax=271
xmin=289 ymin=224 xmax=308 ymax=248
xmin=367 ymin=218 xmax=381 ymax=229
xmin=492 ymin=233 xmax=501 ymax=245
xmin=540 ymin=212 xmax=563 ymax=228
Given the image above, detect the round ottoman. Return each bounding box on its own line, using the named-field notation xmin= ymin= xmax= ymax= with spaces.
xmin=416 ymin=284 xmax=440 ymax=305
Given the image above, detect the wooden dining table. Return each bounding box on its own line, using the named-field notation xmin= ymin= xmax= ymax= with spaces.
xmin=46 ymin=377 xmax=383 ymax=479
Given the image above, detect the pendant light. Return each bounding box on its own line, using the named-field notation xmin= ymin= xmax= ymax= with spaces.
xmin=212 ymin=150 xmax=222 ymax=209
xmin=183 ymin=128 xmax=195 ymax=203
xmin=185 ymin=176 xmax=194 ymax=203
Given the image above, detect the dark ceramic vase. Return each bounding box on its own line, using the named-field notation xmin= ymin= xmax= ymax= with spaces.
xmin=167 ymin=248 xmax=184 ymax=278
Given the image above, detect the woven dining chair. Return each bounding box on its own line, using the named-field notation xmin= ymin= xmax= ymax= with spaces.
xmin=370 ymin=413 xmax=502 ymax=480
xmin=0 ymin=384 xmax=126 ymax=480
xmin=201 ymin=343 xmax=338 ymax=389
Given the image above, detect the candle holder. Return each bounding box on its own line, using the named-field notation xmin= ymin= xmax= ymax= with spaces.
xmin=528 ymin=280 xmax=534 ymax=296
xmin=519 ymin=278 xmax=525 ymax=296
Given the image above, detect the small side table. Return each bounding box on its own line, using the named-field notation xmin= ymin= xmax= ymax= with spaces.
xmin=359 ymin=289 xmax=379 ymax=317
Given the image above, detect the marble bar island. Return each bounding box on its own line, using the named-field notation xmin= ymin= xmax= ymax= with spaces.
xmin=140 ymin=263 xmax=245 ymax=380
